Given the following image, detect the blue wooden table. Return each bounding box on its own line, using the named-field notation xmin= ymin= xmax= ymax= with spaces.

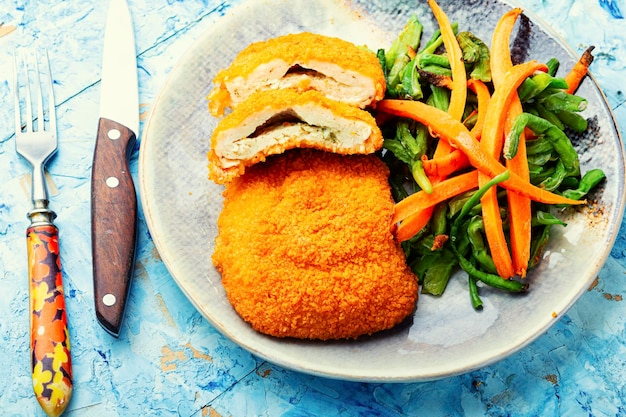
xmin=1 ymin=0 xmax=626 ymax=415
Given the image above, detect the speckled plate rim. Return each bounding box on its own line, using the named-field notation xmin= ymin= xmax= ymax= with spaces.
xmin=138 ymin=0 xmax=626 ymax=382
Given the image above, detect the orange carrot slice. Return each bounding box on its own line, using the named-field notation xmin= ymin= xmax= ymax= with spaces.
xmin=491 ymin=7 xmax=531 ymax=277
xmin=376 ymin=99 xmax=585 ymax=207
xmin=392 ymin=170 xmax=479 ymax=224
xmin=428 ymin=0 xmax=467 ymax=158
xmin=565 ymin=46 xmax=595 ymax=94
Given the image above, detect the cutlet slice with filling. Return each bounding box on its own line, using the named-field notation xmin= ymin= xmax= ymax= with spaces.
xmin=212 ymin=149 xmax=418 ymax=340
xmin=207 ymin=32 xmax=386 ymax=117
xmin=207 ymin=89 xmax=383 ymax=184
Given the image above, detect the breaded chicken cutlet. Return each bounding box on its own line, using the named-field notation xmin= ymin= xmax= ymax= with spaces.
xmin=208 ymin=89 xmax=383 ymax=184
xmin=207 ymin=32 xmax=386 ymax=117
xmin=212 ymin=149 xmax=418 ymax=340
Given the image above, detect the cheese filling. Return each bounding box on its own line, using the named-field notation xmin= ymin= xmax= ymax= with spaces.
xmin=214 ymin=104 xmax=373 ymax=168
xmin=226 ymin=59 xmax=378 ymax=109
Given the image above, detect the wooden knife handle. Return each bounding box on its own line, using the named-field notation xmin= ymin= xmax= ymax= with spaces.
xmin=91 ymin=117 xmax=138 ymax=337
xmin=27 ymin=224 xmax=73 ymax=417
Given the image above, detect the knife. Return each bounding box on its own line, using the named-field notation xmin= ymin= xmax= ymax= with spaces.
xmin=92 ymin=0 xmax=139 ymax=337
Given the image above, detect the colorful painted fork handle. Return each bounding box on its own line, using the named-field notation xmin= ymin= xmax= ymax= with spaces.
xmin=27 ymin=224 xmax=72 ymax=417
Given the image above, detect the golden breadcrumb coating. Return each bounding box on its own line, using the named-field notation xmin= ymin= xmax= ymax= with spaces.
xmin=207 ymin=89 xmax=383 ymax=184
xmin=212 ymin=149 xmax=418 ymax=340
xmin=208 ymin=32 xmax=386 ymax=116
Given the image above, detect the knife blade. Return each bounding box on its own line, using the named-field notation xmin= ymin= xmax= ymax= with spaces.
xmin=92 ymin=0 xmax=139 ymax=337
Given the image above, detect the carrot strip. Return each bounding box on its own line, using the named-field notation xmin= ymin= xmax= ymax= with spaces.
xmin=507 ymin=140 xmax=531 ymax=277
xmin=422 ymin=151 xmax=470 ymax=178
xmin=421 ymin=79 xmax=490 ymax=179
xmin=565 ymin=46 xmax=595 ymax=94
xmin=428 ymin=0 xmax=467 ymax=158
xmin=376 ymin=99 xmax=585 ymax=206
xmin=480 ymin=182 xmax=514 ymax=277
xmin=396 ymin=207 xmax=435 ymax=242
xmin=476 ymin=56 xmax=541 ymax=279
xmin=480 ymin=60 xmax=547 ymax=160
xmin=392 ymin=170 xmax=479 ymax=224
xmin=467 ymin=79 xmax=490 ymax=139
xmin=388 ymin=0 xmax=466 ymax=236
xmin=491 ymin=8 xmax=531 ymax=277
xmin=490 ymin=8 xmax=523 ymax=84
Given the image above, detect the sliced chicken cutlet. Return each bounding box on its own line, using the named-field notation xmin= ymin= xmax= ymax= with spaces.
xmin=207 ymin=89 xmax=383 ymax=184
xmin=207 ymin=32 xmax=386 ymax=117
xmin=212 ymin=149 xmax=418 ymax=340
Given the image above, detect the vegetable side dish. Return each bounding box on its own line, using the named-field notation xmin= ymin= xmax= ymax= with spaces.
xmin=376 ymin=1 xmax=603 ymax=308
xmin=207 ymin=0 xmax=606 ymax=339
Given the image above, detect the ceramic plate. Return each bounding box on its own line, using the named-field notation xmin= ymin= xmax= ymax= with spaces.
xmin=138 ymin=0 xmax=625 ymax=381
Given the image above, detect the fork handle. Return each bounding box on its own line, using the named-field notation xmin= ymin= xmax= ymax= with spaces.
xmin=27 ymin=223 xmax=73 ymax=417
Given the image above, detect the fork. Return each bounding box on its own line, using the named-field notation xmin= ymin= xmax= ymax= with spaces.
xmin=13 ymin=50 xmax=73 ymax=417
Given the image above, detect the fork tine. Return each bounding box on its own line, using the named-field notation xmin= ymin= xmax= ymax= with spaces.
xmin=44 ymin=50 xmax=56 ymax=134
xmin=33 ymin=53 xmax=45 ymax=133
xmin=22 ymin=54 xmax=34 ymax=133
xmin=12 ymin=52 xmax=21 ymax=134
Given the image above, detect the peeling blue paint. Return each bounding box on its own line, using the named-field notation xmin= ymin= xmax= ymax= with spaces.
xmin=600 ymin=0 xmax=624 ymax=18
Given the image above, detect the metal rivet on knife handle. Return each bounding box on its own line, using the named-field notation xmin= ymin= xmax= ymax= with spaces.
xmin=107 ymin=128 xmax=121 ymax=140
xmin=106 ymin=176 xmax=120 ymax=188
xmin=102 ymin=293 xmax=117 ymax=306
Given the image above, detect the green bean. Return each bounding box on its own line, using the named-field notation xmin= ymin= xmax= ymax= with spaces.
xmin=448 ymin=190 xmax=476 ymax=218
xmin=399 ymin=58 xmax=424 ymax=99
xmin=382 ymin=138 xmax=411 ymax=164
xmin=469 ymin=275 xmax=483 ymax=309
xmin=378 ymin=48 xmax=398 ymax=97
xmin=383 ymin=121 xmax=433 ymax=193
xmin=546 ymin=57 xmax=560 ymax=76
xmin=533 ymin=102 xmax=564 ymax=131
xmin=560 ymin=176 xmax=580 ymax=190
xmin=418 ymin=53 xmax=450 ymax=68
xmin=455 ymin=249 xmax=527 ymax=292
xmin=518 ymin=72 xmax=568 ymax=103
xmin=385 ymin=15 xmax=423 ymax=90
xmin=539 ymin=160 xmax=568 ymax=191
xmin=532 ymin=211 xmax=567 ymax=227
xmin=419 ymin=65 xmax=453 ymax=77
xmin=420 ymin=249 xmax=457 ymax=296
xmin=411 ymin=159 xmax=433 ymax=194
xmin=529 ymin=224 xmax=551 ymax=268
xmin=420 ymin=22 xmax=459 ymax=56
xmin=561 ymin=168 xmax=606 ymax=200
xmin=427 ymin=84 xmax=451 ymax=112
xmin=449 ymin=170 xmax=527 ymax=293
xmin=457 ymin=31 xmax=480 ymax=63
xmin=555 ymin=109 xmax=588 ymax=133
xmin=457 ymin=31 xmax=491 ymax=82
xmin=456 ymin=219 xmax=471 ymax=257
xmin=505 ymin=112 xmax=580 ymax=177
xmin=463 ymin=112 xmax=478 ymax=131
xmin=526 ymin=138 xmax=554 ymax=155
xmin=408 ymin=233 xmax=457 ymax=297
xmin=530 ymin=165 xmax=556 ymax=185
xmin=539 ymin=90 xmax=588 ymax=112
xmin=430 ymin=202 xmax=448 ymax=236
xmin=467 ymin=216 xmax=498 ymax=274
xmin=526 ymin=151 xmax=554 ymax=167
